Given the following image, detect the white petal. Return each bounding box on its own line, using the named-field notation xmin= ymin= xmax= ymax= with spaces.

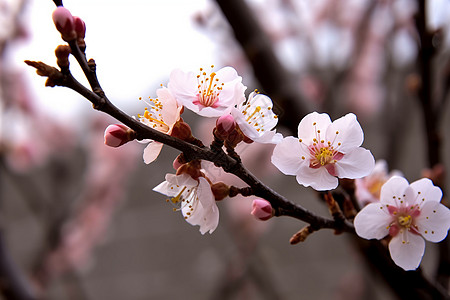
xmin=297 ymin=112 xmax=331 ymax=143
xmin=182 ymin=178 xmax=219 ymax=234
xmin=326 ymin=113 xmax=364 ymax=152
xmin=216 ymin=66 xmax=240 ymax=80
xmin=388 ymin=233 xmax=425 ymax=271
xmin=410 ymin=178 xmax=443 ymax=203
xmin=157 ymin=87 xmax=181 ymax=126
xmin=143 ymin=142 xmax=163 ymax=164
xmin=416 ymin=202 xmax=450 ymax=242
xmin=168 ymin=69 xmax=198 ymax=111
xmin=379 ymin=176 xmax=410 ymax=206
xmin=334 ymin=147 xmax=375 ymax=179
xmin=271 ymin=136 xmax=304 ymax=175
xmin=166 ymin=173 xmax=198 ymax=188
xmin=256 ymin=131 xmax=283 ymax=144
xmin=354 ymin=203 xmax=391 ymax=239
xmin=153 ymin=180 xmax=174 ymax=196
xmin=296 ymin=164 xmax=338 ymax=191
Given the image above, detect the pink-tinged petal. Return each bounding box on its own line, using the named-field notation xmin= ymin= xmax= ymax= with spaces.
xmin=271 ymin=136 xmax=304 ymax=175
xmin=410 ymin=178 xmax=443 ymax=203
xmin=326 ymin=113 xmax=364 ymax=152
xmin=388 ymin=232 xmax=425 ymax=271
xmin=379 ymin=176 xmax=410 ymax=206
xmin=157 ymin=87 xmax=181 ymax=126
xmin=354 ymin=203 xmax=392 ymax=239
xmin=297 ymin=112 xmax=331 ymax=142
xmin=296 ymin=164 xmax=338 ymax=190
xmin=143 ymin=142 xmax=164 ymax=164
xmin=216 ymin=66 xmax=240 ymax=81
xmin=195 ymin=106 xmax=231 ymax=117
xmin=334 ymin=147 xmax=375 ymax=179
xmin=416 ymin=201 xmax=450 ymax=242
xmin=168 ymin=69 xmax=197 ymax=107
xmin=197 ymin=177 xmax=215 ymax=209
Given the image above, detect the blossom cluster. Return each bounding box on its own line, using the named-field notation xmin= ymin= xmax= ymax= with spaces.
xmin=103 ymin=65 xmax=449 ymax=271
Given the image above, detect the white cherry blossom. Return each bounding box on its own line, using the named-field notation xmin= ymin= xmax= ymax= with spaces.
xmin=168 ymin=65 xmax=246 ymax=117
xmin=232 ymin=91 xmax=283 ymax=144
xmin=137 ymin=87 xmax=182 ymax=164
xmin=354 ymin=176 xmax=450 ymax=271
xmin=153 ymin=173 xmax=219 ymax=234
xmin=271 ymin=112 xmax=374 ymax=191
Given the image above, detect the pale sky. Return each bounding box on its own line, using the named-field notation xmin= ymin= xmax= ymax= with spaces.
xmin=13 ymin=0 xmax=216 ymax=121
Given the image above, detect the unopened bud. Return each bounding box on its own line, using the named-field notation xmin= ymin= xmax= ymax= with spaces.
xmin=52 ymin=7 xmax=76 ymax=41
xmin=104 ymin=124 xmax=134 ymax=147
xmin=211 ymin=182 xmax=230 ymax=201
xmin=171 ymin=120 xmax=193 ymax=141
xmin=55 ymin=45 xmax=71 ymax=68
xmin=73 ymin=16 xmax=86 ymax=39
xmin=251 ymin=199 xmax=273 ymax=221
xmin=215 ymin=114 xmax=236 ymax=139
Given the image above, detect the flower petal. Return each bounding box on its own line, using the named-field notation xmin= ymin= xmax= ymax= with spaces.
xmin=182 ymin=177 xmax=219 ymax=234
xmin=168 ymin=69 xmax=198 ymax=109
xmin=416 ymin=201 xmax=450 ymax=242
xmin=354 ymin=203 xmax=391 ymax=239
xmin=143 ymin=142 xmax=163 ymax=164
xmin=410 ymin=178 xmax=443 ymax=203
xmin=379 ymin=176 xmax=410 ymax=206
xmin=157 ymin=87 xmax=181 ymax=126
xmin=271 ymin=136 xmax=304 ymax=175
xmin=166 ymin=173 xmax=198 ymax=187
xmin=334 ymin=147 xmax=375 ymax=179
xmin=326 ymin=113 xmax=363 ymax=152
xmin=297 ymin=112 xmax=331 ymax=142
xmin=388 ymin=232 xmax=425 ymax=271
xmin=296 ymin=164 xmax=338 ymax=191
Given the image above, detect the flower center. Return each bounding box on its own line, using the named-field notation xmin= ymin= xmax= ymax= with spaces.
xmin=195 ymin=66 xmax=224 ymax=108
xmin=138 ymin=97 xmax=170 ymax=132
xmin=315 ymin=147 xmax=334 ymax=166
xmin=398 ymin=215 xmax=412 ymax=228
xmin=239 ymin=91 xmax=278 ymax=134
xmin=166 ymin=185 xmax=198 ymax=219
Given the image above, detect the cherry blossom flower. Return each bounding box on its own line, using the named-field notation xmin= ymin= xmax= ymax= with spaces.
xmin=168 ymin=65 xmax=246 ymax=117
xmin=232 ymin=91 xmax=283 ymax=144
xmin=354 ymin=176 xmax=450 ymax=271
xmin=137 ymin=87 xmax=182 ymax=164
xmin=271 ymin=112 xmax=375 ymax=191
xmin=153 ymin=173 xmax=219 ymax=234
xmin=355 ymin=159 xmax=403 ymax=207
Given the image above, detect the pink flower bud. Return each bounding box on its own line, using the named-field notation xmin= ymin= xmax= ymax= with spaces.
xmin=215 ymin=114 xmax=236 ymax=138
xmin=251 ymin=199 xmax=273 ymax=221
xmin=52 ymin=7 xmax=76 ymax=41
xmin=104 ymin=124 xmax=133 ymax=147
xmin=73 ymin=16 xmax=86 ymax=39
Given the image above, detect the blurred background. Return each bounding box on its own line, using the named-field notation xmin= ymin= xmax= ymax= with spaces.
xmin=1 ymin=0 xmax=450 ymax=299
